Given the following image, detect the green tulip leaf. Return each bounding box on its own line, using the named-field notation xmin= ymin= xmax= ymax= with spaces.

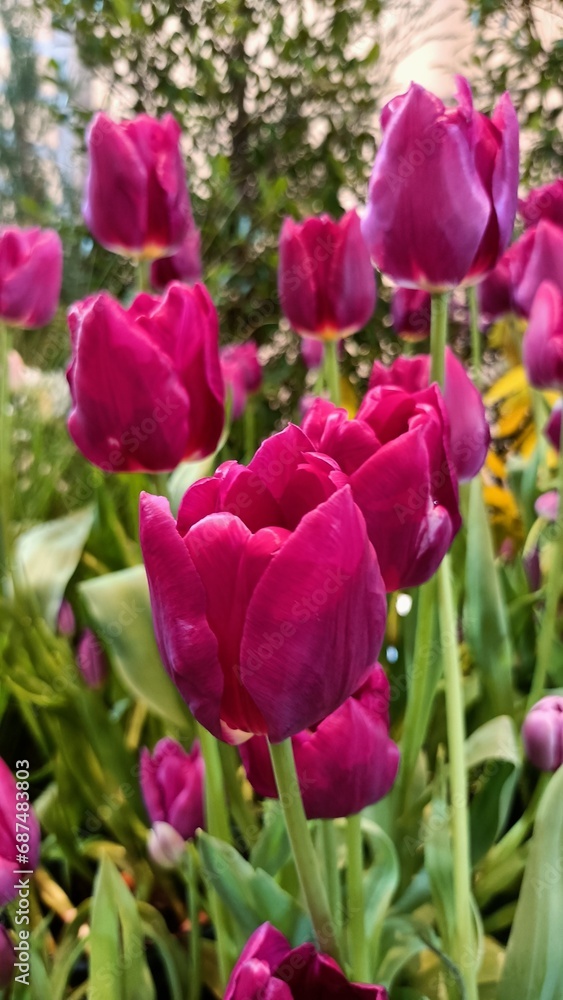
xmin=463 ymin=477 xmax=513 ymax=717
xmin=78 ymin=565 xmax=190 ymax=729
xmin=198 ymin=831 xmax=311 ymax=946
xmin=498 ymin=766 xmax=563 ymax=1000
xmin=90 ymin=856 xmax=155 ymax=1000
xmin=465 ymin=715 xmax=522 ymax=861
xmin=13 ymin=506 xmax=95 ymax=628
xmin=362 ymin=818 xmax=400 ymax=977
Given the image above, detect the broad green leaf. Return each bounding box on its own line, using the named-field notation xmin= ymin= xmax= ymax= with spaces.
xmin=250 ymin=801 xmax=291 ymax=877
xmin=198 ymin=831 xmax=311 ymax=946
xmin=423 ymin=769 xmax=456 ymax=956
xmin=79 ymin=565 xmax=190 ymax=728
xmin=138 ymin=903 xmax=188 ymax=1000
xmin=465 ymin=715 xmax=522 ymax=861
xmin=376 ymin=916 xmax=426 ymax=991
xmin=90 ymin=856 xmax=155 ymax=1000
xmin=13 ymin=506 xmax=94 ymax=628
xmin=464 ymin=478 xmax=513 ymax=717
xmin=498 ymin=767 xmax=563 ymax=1000
xmin=361 ymin=818 xmax=400 ymax=978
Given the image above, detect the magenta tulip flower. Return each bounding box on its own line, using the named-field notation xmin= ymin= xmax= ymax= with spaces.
xmin=301 ymin=389 xmax=461 ymax=590
xmin=0 ymin=758 xmax=40 ymax=906
xmin=534 ymin=490 xmax=559 ymax=522
xmin=369 ymin=348 xmax=490 ymax=481
xmin=76 ymin=630 xmax=108 ymax=689
xmin=362 ymin=76 xmax=519 ymax=291
xmin=519 ymin=179 xmax=563 ymax=229
xmin=140 ymin=738 xmax=205 ymax=841
xmin=301 ymin=337 xmax=325 ymax=370
xmin=67 ymin=281 xmax=224 ymax=473
xmin=139 ymin=440 xmax=387 ymax=744
xmin=390 ymin=287 xmax=431 ymax=340
xmin=476 ymin=249 xmax=516 ymax=322
xmin=522 ymin=696 xmax=563 ymax=771
xmin=522 ymin=281 xmax=563 ymax=391
xmin=83 ymin=112 xmax=192 ymax=259
xmin=278 ymin=211 xmax=376 ymax=340
xmin=239 ymin=665 xmax=399 ymax=819
xmin=0 ymin=226 xmax=62 ymax=328
xmin=225 ymin=923 xmax=388 ymax=1000
xmin=220 ymin=341 xmax=262 ymax=420
xmin=0 ymin=928 xmax=15 ymax=990
xmin=150 ymin=226 xmax=202 ymax=290
xmin=512 ymin=220 xmax=563 ymax=317
xmin=545 ymin=399 xmax=562 ymax=452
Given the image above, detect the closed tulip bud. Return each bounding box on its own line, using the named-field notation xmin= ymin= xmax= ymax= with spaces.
xmin=57 ymin=600 xmax=76 ymax=637
xmin=225 ymin=923 xmax=388 ymax=1000
xmin=0 ymin=758 xmax=40 ymax=906
xmin=522 ymin=281 xmax=563 ymax=390
xmin=220 ymin=341 xmax=262 ymax=420
xmin=302 ymin=388 xmax=461 ymax=591
xmin=522 ymin=696 xmax=563 ymax=771
xmin=391 ymin=287 xmax=431 ymax=340
xmin=362 ymin=76 xmax=519 ymax=291
xmin=140 ymin=738 xmax=205 ymax=842
xmin=534 ymin=490 xmax=559 ymax=523
xmin=0 ymin=927 xmax=15 ymax=990
xmin=545 ymin=399 xmax=562 ymax=452
xmin=84 ymin=112 xmax=192 ymax=259
xmin=477 ymin=249 xmax=516 ymax=323
xmin=300 ymin=337 xmax=324 ymax=369
xmin=239 ymin=665 xmax=399 ymax=819
xmin=139 ymin=436 xmax=387 ymax=744
xmin=519 ymin=179 xmax=563 ymax=229
xmin=512 ymin=221 xmax=563 ymax=318
xmin=278 ymin=211 xmax=376 ymax=340
xmin=150 ymin=227 xmax=202 ymax=290
xmin=76 ymin=630 xmax=108 ymax=689
xmin=67 ymin=282 xmax=224 ymax=473
xmin=147 ymin=822 xmax=187 ymax=869
xmin=369 ymin=348 xmax=490 ymax=481
xmin=0 ymin=226 xmax=62 ymax=328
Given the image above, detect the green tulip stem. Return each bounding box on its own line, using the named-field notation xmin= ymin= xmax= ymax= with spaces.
xmin=137 ymin=258 xmax=151 ymax=293
xmin=321 ymin=820 xmax=341 ymax=934
xmin=528 ymin=408 xmax=563 ymax=710
xmin=467 ymin=285 xmax=482 ymax=390
xmin=438 ymin=555 xmax=477 ymax=998
xmin=395 ymin=576 xmax=437 ymax=817
xmin=197 ymin=725 xmax=232 ymax=846
xmin=324 ymin=338 xmax=341 ymax=406
xmin=346 ymin=813 xmax=369 ymax=982
xmin=185 ymin=843 xmax=202 ymax=1000
xmin=0 ymin=322 xmax=12 ymax=582
xmin=431 ymin=292 xmax=478 ymax=1000
xmin=269 ymin=738 xmax=343 ymax=965
xmin=429 ymin=292 xmax=449 ymax=385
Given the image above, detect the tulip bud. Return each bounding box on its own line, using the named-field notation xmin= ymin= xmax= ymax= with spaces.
xmin=0 ymin=226 xmax=62 ymax=328
xmin=239 ymin=665 xmax=399 ymax=819
xmin=535 ymin=490 xmax=559 ymax=523
xmin=278 ymin=211 xmax=376 ymax=340
xmin=369 ymin=348 xmax=490 ymax=482
xmin=147 ymin=821 xmax=186 ymax=869
xmin=522 ymin=281 xmax=563 ymax=390
xmin=545 ymin=399 xmax=562 ymax=453
xmin=0 ymin=758 xmax=41 ymax=906
xmin=57 ymin=600 xmax=76 ymax=638
xmin=150 ymin=227 xmax=203 ymax=290
xmin=512 ymin=221 xmax=563 ymax=318
xmin=519 ymin=179 xmax=563 ymax=229
xmin=390 ymin=287 xmax=431 ymax=340
xmin=76 ymin=630 xmax=108 ymax=689
xmin=300 ymin=337 xmax=324 ymax=369
xmin=0 ymin=927 xmax=15 ymax=990
xmin=140 ymin=738 xmax=205 ymax=841
xmin=220 ymin=341 xmax=262 ymax=420
xmin=362 ymin=76 xmax=519 ymax=291
xmin=67 ymin=282 xmax=224 ymax=473
xmin=83 ymin=112 xmax=193 ymax=259
xmin=522 ymin=696 xmax=563 ymax=771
